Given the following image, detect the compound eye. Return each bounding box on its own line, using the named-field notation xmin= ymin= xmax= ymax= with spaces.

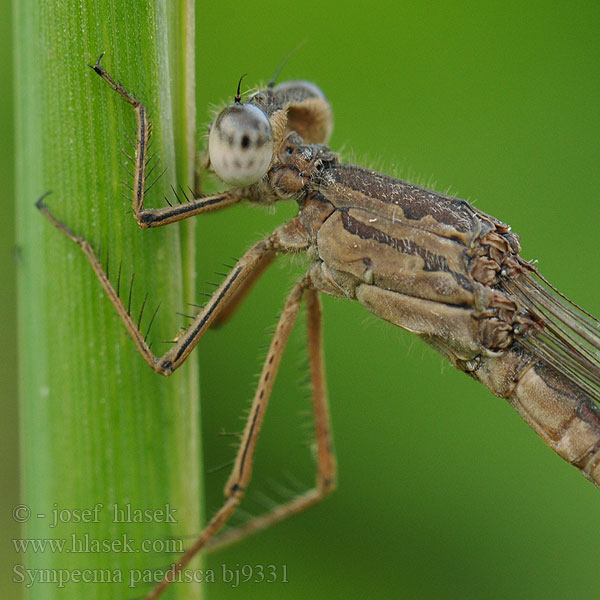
xmin=208 ymin=104 xmax=274 ymax=186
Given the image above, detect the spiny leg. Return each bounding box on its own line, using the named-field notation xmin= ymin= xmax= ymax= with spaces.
xmin=206 ymin=287 xmax=337 ymax=551
xmin=36 ymin=196 xmax=279 ymax=376
xmin=211 ymin=250 xmax=276 ymax=328
xmin=143 ymin=279 xmax=313 ymax=600
xmin=90 ymin=53 xmax=243 ymax=229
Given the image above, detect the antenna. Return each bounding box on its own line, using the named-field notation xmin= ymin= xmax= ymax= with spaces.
xmin=267 ymin=40 xmax=307 ymax=88
xmin=235 ymin=73 xmax=248 ymax=103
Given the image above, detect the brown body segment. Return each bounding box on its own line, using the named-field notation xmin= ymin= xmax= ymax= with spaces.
xmin=318 ymin=164 xmax=496 ymax=242
xmin=300 ymin=162 xmax=523 ymax=357
xmin=472 ymin=346 xmax=600 ymax=487
xmin=316 ymin=208 xmax=477 ymax=305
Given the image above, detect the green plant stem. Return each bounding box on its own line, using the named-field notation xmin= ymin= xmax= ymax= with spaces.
xmin=14 ymin=2 xmax=202 ymax=599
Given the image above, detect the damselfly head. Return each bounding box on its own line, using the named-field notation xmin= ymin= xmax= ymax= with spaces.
xmin=208 ymin=102 xmax=274 ymax=187
xmin=207 ymin=73 xmax=332 ymax=187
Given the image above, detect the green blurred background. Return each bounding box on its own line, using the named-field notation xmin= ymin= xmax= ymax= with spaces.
xmin=5 ymin=1 xmax=600 ymax=599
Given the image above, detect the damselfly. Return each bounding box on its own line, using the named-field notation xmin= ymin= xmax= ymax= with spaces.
xmin=37 ymin=54 xmax=600 ymax=600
